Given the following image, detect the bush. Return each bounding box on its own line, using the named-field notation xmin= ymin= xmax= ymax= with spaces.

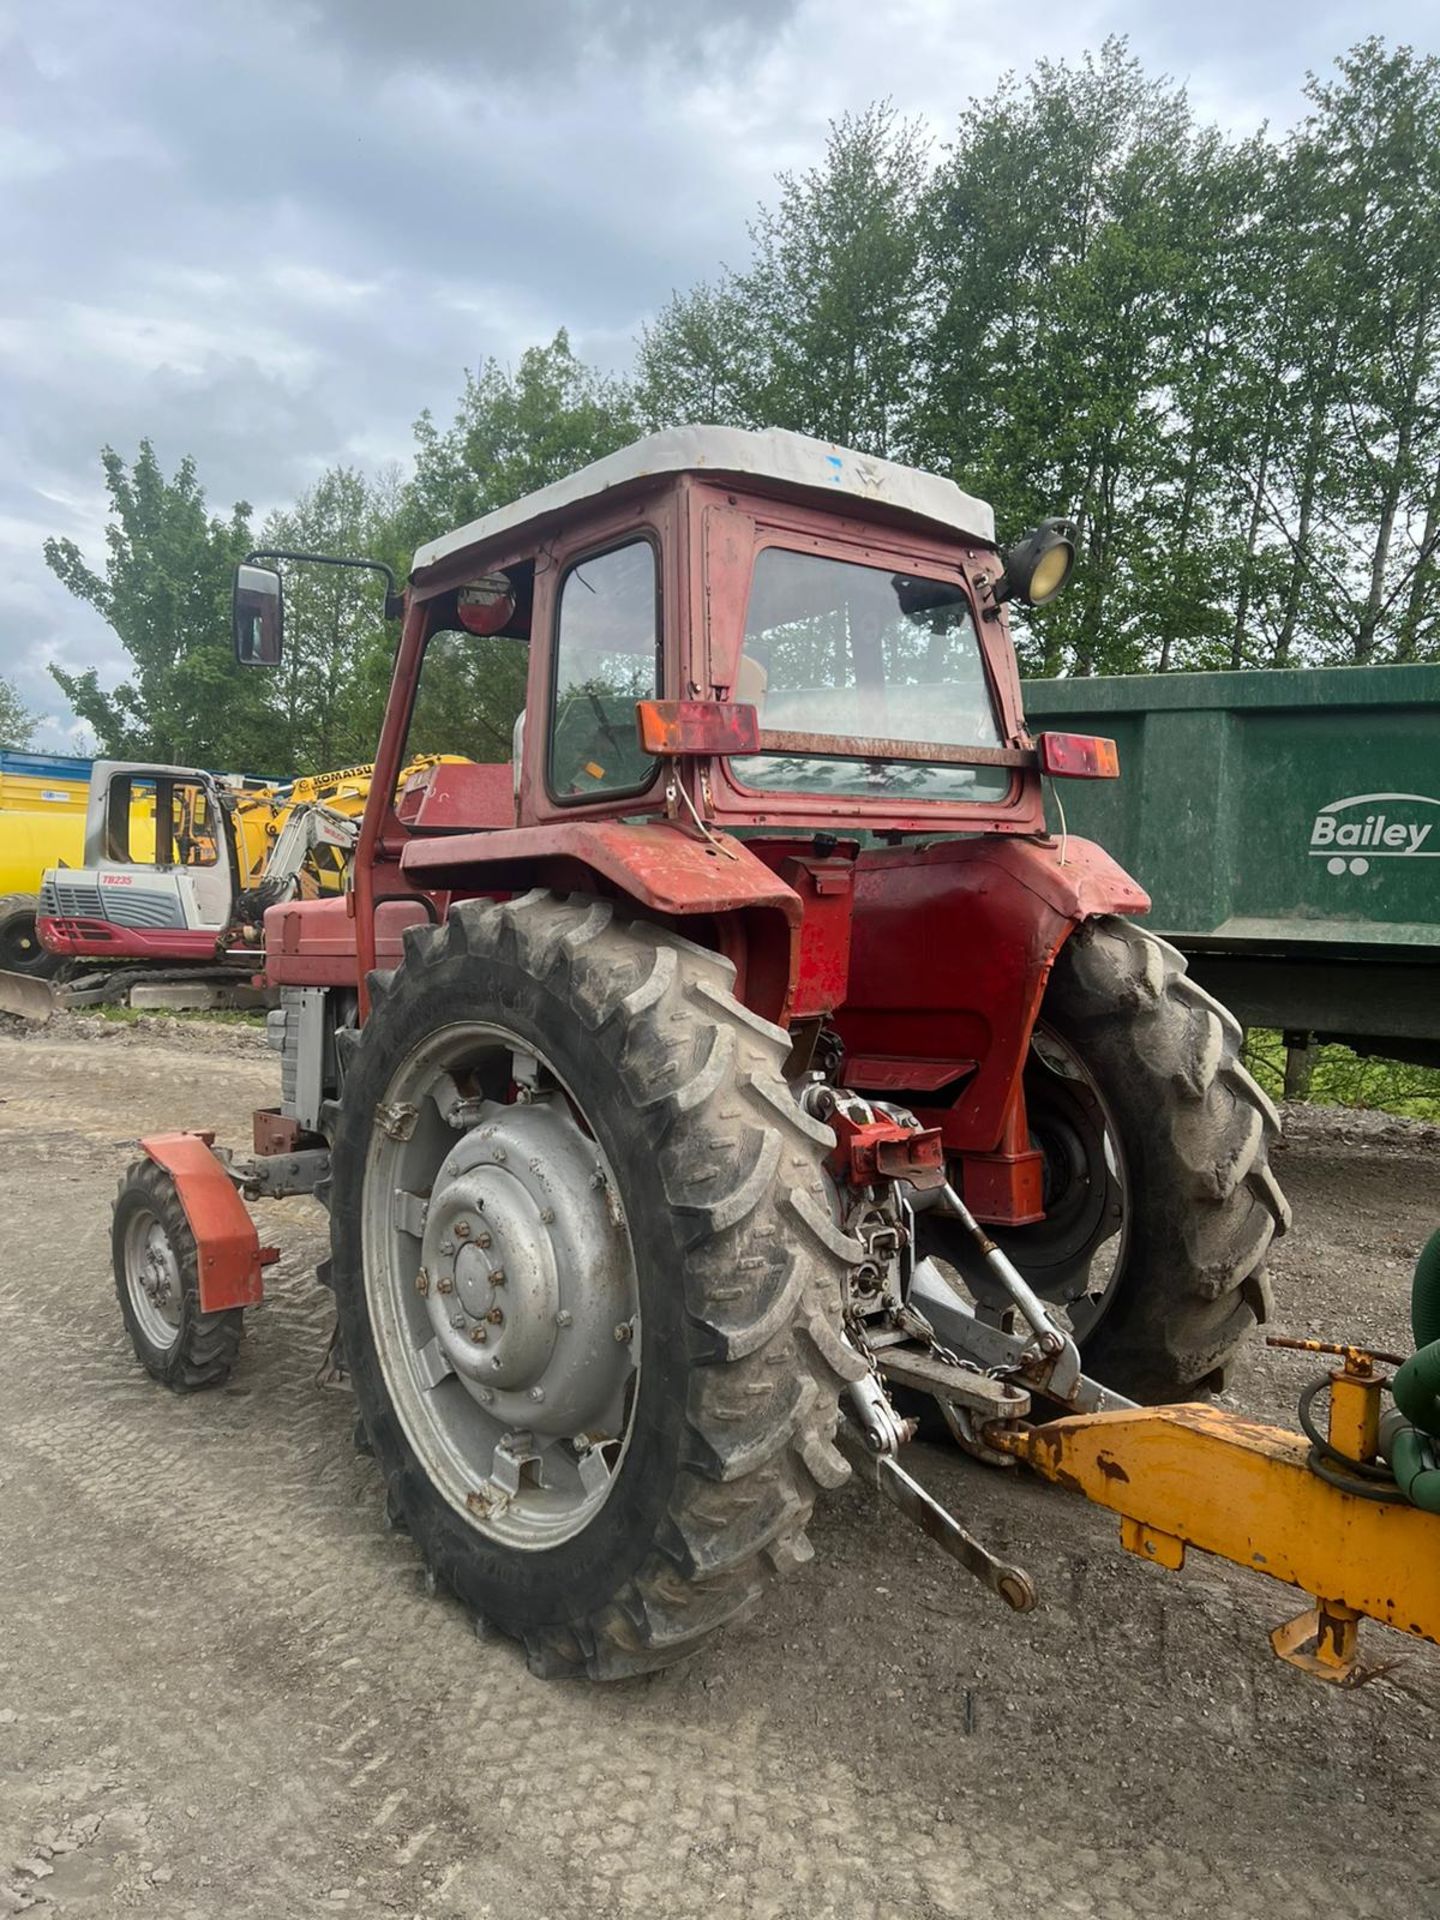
xmin=1243 ymin=1030 xmax=1440 ymax=1121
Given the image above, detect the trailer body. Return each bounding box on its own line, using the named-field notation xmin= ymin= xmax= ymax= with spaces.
xmin=1022 ymin=664 xmax=1440 ymax=1064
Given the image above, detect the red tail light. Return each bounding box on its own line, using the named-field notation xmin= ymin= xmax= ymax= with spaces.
xmin=1037 ymin=731 xmax=1120 ymax=779
xmin=636 ymin=699 xmax=761 ymax=757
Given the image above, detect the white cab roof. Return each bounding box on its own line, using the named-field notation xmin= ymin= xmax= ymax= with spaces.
xmin=411 ymin=425 xmax=996 ymax=575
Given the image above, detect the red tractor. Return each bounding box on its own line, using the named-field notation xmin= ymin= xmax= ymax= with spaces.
xmin=115 ymin=428 xmax=1289 ymax=1678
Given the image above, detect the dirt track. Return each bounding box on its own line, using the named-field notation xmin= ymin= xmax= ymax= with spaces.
xmin=1 ymin=1014 xmax=1438 ymax=1919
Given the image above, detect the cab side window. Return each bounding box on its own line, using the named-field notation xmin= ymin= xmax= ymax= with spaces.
xmin=549 ymin=539 xmax=660 ymax=800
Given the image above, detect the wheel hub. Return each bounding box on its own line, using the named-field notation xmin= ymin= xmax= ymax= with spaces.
xmin=124 ymin=1212 xmax=183 ymax=1346
xmin=418 ymin=1099 xmax=634 ymax=1442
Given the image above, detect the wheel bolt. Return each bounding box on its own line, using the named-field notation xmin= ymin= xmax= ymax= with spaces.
xmin=486 ymin=1307 xmax=504 ymax=1326
xmin=477 ymin=1387 xmax=494 ymax=1405
xmin=470 ymin=1326 xmax=488 ymax=1345
xmin=489 ymin=1267 xmax=506 ymax=1288
xmin=454 ymin=1220 xmax=470 ymax=1240
xmin=555 ymin=1309 xmax=572 ymax=1328
xmin=451 ymin=1313 xmax=467 ymax=1330
xmin=492 ymin=1147 xmax=507 ymax=1163
xmin=476 ymin=1231 xmax=492 ymax=1249
xmin=436 ymin=1275 xmax=453 ymax=1294
xmin=529 ymin=1387 xmax=545 ymax=1403
xmin=539 ymin=1208 xmax=555 ymax=1226
xmin=415 ymin=1268 xmax=430 ymax=1297
xmin=614 ymin=1320 xmax=633 ymax=1344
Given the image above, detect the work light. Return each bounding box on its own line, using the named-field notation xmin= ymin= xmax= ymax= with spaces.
xmin=995 ymin=518 xmax=1077 ymax=607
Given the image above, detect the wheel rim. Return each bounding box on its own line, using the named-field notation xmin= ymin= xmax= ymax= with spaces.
xmin=122 ymin=1207 xmax=184 ymax=1350
xmin=362 ymin=1022 xmax=642 ymax=1551
xmin=993 ymin=1021 xmax=1130 ymax=1342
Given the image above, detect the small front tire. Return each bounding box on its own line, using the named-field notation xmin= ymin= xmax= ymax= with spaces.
xmin=113 ymin=1159 xmax=244 ymax=1390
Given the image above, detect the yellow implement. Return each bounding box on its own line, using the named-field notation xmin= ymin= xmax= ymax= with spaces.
xmin=993 ymin=1346 xmax=1436 ymax=1685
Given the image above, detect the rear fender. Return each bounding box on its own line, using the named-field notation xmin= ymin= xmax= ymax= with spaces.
xmin=139 ymin=1131 xmax=275 ymax=1313
xmin=399 ymin=819 xmax=803 ymax=1023
xmin=840 ymin=835 xmax=1149 ymax=1154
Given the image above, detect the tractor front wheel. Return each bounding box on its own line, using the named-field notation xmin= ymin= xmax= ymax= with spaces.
xmin=329 ymin=892 xmax=859 ymax=1679
xmin=113 ymin=1159 xmax=245 ymax=1389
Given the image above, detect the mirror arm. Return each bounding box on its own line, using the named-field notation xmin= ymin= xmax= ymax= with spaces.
xmin=243 ymin=549 xmax=406 ymax=620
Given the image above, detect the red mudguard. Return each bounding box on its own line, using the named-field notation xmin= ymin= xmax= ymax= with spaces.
xmin=140 ymin=1131 xmax=274 ymax=1313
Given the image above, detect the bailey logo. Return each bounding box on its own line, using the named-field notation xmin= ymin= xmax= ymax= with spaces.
xmin=1310 ymin=792 xmax=1440 ymax=876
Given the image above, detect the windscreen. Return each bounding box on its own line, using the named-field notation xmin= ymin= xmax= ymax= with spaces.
xmin=734 ymin=547 xmax=1009 ymax=802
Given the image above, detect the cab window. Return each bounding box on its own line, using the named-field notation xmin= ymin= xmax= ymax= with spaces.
xmin=549 ymin=539 xmax=660 ymax=801
xmin=103 ymin=775 xmax=219 ymax=867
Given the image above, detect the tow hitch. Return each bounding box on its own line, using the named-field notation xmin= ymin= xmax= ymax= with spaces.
xmin=819 ymin=1084 xmax=1129 ymax=1613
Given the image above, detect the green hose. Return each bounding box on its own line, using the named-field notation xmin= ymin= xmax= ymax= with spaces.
xmin=1408 ymin=1228 xmax=1440 ymax=1350
xmin=1378 ymin=1230 xmax=1440 ymax=1515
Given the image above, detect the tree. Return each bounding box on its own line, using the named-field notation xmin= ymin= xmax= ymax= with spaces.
xmin=637 ymin=105 xmax=930 ymax=456
xmin=401 ymin=330 xmax=638 ymax=549
xmin=0 ymin=678 xmax=37 ymax=750
xmin=43 ymin=444 xmax=274 ymax=769
xmin=257 ymin=463 xmax=406 ymax=771
xmin=917 ymin=42 xmax=1212 ymax=677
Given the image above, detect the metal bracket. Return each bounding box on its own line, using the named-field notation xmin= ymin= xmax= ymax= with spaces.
xmin=908 ymin=1258 xmax=1133 ymax=1416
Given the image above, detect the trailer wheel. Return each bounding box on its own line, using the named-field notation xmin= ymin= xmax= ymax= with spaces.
xmin=329 ymin=892 xmax=859 ymax=1680
xmin=0 ymin=893 xmax=60 ymax=978
xmin=113 ymin=1159 xmax=245 ymax=1389
xmin=929 ymin=917 xmax=1289 ymax=1401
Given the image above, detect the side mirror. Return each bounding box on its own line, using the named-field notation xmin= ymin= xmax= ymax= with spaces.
xmin=233 ymin=564 xmax=284 ymax=666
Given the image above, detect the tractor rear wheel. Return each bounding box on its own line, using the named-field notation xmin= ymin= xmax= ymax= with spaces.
xmin=929 ymin=916 xmax=1289 ymax=1401
xmin=329 ymin=891 xmax=859 ymax=1679
xmin=0 ymin=893 xmax=60 ymax=978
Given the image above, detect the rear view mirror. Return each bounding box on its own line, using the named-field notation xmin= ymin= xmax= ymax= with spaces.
xmin=233 ymin=564 xmax=283 ymax=666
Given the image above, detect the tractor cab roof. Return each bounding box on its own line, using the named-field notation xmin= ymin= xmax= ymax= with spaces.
xmin=410 ymin=425 xmax=997 ymax=579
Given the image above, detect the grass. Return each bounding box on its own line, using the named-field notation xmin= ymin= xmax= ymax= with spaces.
xmin=1243 ymin=1028 xmax=1440 ymax=1121
xmin=86 ymin=1004 xmax=267 ymax=1029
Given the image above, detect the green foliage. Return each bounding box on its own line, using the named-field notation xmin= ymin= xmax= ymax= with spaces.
xmin=43 ymin=443 xmax=273 ymax=770
xmin=636 ymin=104 xmax=930 ymax=455
xmin=41 ymin=37 xmax=1440 ymax=782
xmin=401 ymin=329 xmax=638 ymax=549
xmin=1244 ymin=1030 xmax=1440 ymax=1121
xmin=0 ymin=677 xmax=37 ymax=750
xmin=258 ymin=463 xmax=406 ymax=769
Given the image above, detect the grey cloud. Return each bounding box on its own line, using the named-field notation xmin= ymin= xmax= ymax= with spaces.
xmin=4 ymin=0 xmax=1431 ymax=753
xmin=291 ymin=0 xmax=801 ymax=79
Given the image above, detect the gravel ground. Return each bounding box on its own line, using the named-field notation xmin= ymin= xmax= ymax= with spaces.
xmin=1 ymin=1013 xmax=1438 ymax=1919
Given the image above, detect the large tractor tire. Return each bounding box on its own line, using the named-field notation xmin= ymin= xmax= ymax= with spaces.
xmin=0 ymin=893 xmax=60 ymax=978
xmin=329 ymin=891 xmax=860 ymax=1679
xmin=929 ymin=916 xmax=1290 ymax=1402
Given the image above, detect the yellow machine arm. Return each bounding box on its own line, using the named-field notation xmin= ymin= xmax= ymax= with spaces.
xmin=226 ymin=756 xmax=456 ymax=891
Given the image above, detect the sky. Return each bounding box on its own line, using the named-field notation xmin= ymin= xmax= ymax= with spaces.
xmin=1 ymin=0 xmax=1432 ymax=751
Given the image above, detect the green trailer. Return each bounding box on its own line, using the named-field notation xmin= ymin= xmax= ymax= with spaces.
xmin=1021 ymin=663 xmax=1440 ymax=1070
